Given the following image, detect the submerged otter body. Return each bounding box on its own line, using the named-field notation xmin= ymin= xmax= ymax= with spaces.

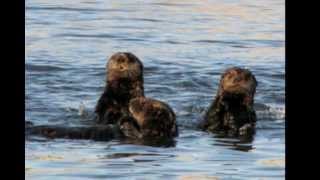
xmin=199 ymin=67 xmax=257 ymax=137
xmin=26 ymin=52 xmax=178 ymax=142
xmin=119 ymin=97 xmax=178 ymax=139
xmin=26 ymin=122 xmax=121 ymax=141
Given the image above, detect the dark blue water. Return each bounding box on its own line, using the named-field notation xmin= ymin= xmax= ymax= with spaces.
xmin=26 ymin=0 xmax=285 ymax=179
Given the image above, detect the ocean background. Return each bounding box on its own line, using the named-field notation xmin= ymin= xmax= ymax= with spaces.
xmin=26 ymin=0 xmax=285 ymax=179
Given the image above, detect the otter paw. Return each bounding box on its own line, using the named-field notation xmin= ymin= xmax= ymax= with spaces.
xmin=239 ymin=123 xmax=254 ymax=136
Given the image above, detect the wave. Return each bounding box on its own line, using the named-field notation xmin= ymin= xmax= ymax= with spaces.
xmin=193 ymin=39 xmax=284 ymax=48
xmin=26 ymin=64 xmax=65 ymax=72
xmin=26 ymin=6 xmax=107 ymax=13
xmin=255 ymin=103 xmax=285 ymax=120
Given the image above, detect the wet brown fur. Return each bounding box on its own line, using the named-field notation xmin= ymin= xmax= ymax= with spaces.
xmin=26 ymin=124 xmax=121 ymax=141
xmin=95 ymin=52 xmax=144 ymax=124
xmin=119 ymin=97 xmax=178 ymax=139
xmin=199 ymin=67 xmax=257 ymax=137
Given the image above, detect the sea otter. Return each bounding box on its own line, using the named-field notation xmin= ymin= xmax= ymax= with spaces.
xmin=199 ymin=67 xmax=258 ymax=137
xmin=26 ymin=52 xmax=178 ymax=142
xmin=95 ymin=52 xmax=144 ymax=124
xmin=119 ymin=97 xmax=178 ymax=139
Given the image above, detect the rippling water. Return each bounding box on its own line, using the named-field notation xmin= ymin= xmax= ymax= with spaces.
xmin=26 ymin=0 xmax=285 ymax=179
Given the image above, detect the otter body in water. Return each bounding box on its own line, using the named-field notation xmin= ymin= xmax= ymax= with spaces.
xmin=199 ymin=67 xmax=257 ymax=137
xmin=25 ymin=123 xmax=121 ymax=141
xmin=95 ymin=52 xmax=144 ymax=125
xmin=120 ymin=97 xmax=178 ymax=139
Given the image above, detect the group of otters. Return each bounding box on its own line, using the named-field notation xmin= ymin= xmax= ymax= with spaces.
xmin=26 ymin=52 xmax=258 ymax=143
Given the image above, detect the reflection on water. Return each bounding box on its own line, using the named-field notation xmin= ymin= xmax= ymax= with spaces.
xmin=104 ymin=153 xmax=175 ymax=160
xmin=120 ymin=138 xmax=178 ymax=148
xmin=26 ymin=0 xmax=285 ymax=179
xmin=212 ymin=136 xmax=254 ymax=152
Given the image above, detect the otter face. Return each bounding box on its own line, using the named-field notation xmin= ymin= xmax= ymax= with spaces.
xmin=220 ymin=67 xmax=257 ymax=106
xmin=127 ymin=97 xmax=177 ymax=138
xmin=105 ymin=52 xmax=144 ymax=98
xmin=107 ymin=52 xmax=143 ymax=82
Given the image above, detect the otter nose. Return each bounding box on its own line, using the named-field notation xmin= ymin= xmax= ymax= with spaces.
xmin=119 ymin=65 xmax=124 ymax=70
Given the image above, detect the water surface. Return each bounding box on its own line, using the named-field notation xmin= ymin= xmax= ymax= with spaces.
xmin=26 ymin=0 xmax=285 ymax=179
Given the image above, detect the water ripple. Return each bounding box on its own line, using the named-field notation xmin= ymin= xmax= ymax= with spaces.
xmin=55 ymin=33 xmax=121 ymax=39
xmin=26 ymin=6 xmax=133 ymax=13
xmin=26 ymin=64 xmax=66 ymax=72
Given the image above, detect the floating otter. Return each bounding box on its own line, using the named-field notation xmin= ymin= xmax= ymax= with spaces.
xmin=25 ymin=122 xmax=121 ymax=141
xmin=119 ymin=97 xmax=178 ymax=139
xmin=199 ymin=67 xmax=257 ymax=137
xmin=26 ymin=52 xmax=178 ymax=142
xmin=95 ymin=52 xmax=144 ymax=124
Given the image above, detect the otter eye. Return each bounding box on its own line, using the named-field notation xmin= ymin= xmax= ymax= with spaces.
xmin=234 ymin=76 xmax=242 ymax=82
xmin=118 ymin=58 xmax=125 ymax=63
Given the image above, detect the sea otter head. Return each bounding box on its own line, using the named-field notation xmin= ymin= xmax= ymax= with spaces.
xmin=218 ymin=67 xmax=257 ymax=107
xmin=106 ymin=52 xmax=144 ymax=98
xmin=120 ymin=97 xmax=178 ymax=139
